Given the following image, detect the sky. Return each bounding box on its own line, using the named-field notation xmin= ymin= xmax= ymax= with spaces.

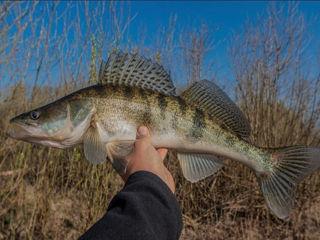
xmin=123 ymin=1 xmax=320 ymax=84
xmin=1 ymin=1 xmax=320 ymax=92
xmin=129 ymin=1 xmax=272 ymax=83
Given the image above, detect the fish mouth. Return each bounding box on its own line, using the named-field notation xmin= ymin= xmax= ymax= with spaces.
xmin=9 ymin=120 xmax=46 ymax=142
xmin=9 ymin=120 xmax=44 ymax=141
xmin=9 ymin=116 xmax=19 ymax=124
xmin=9 ymin=120 xmax=73 ymax=149
xmin=8 ymin=121 xmax=31 ymax=140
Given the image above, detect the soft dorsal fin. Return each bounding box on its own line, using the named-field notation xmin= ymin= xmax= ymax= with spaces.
xmin=98 ymin=51 xmax=176 ymax=95
xmin=180 ymin=80 xmax=251 ymax=138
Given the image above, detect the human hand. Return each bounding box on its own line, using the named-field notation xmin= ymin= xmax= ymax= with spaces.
xmin=122 ymin=126 xmax=175 ymax=193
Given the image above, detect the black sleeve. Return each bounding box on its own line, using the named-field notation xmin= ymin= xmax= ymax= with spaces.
xmin=79 ymin=171 xmax=183 ymax=240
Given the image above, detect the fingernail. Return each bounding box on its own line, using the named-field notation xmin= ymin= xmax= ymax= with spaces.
xmin=138 ymin=126 xmax=148 ymax=136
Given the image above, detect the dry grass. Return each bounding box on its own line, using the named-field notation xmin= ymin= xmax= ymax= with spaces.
xmin=1 ymin=1 xmax=320 ymax=240
xmin=1 ymin=88 xmax=319 ymax=239
xmin=1 ymin=128 xmax=319 ymax=239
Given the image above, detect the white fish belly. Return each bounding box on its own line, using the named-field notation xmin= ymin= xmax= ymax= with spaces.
xmin=152 ymin=134 xmax=264 ymax=172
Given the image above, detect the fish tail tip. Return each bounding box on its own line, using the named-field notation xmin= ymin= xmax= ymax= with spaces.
xmin=257 ymin=146 xmax=320 ymax=219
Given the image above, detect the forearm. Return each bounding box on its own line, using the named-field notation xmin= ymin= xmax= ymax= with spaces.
xmin=79 ymin=171 xmax=182 ymax=240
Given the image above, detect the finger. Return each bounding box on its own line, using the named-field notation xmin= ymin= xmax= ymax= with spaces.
xmin=136 ymin=126 xmax=150 ymax=139
xmin=134 ymin=126 xmax=151 ymax=149
xmin=157 ymin=148 xmax=168 ymax=161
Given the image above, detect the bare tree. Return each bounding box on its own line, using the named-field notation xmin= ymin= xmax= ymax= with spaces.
xmin=230 ymin=2 xmax=320 ymax=147
xmin=180 ymin=23 xmax=217 ymax=85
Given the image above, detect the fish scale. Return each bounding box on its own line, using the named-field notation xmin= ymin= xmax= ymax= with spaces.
xmin=9 ymin=51 xmax=320 ymax=220
xmin=84 ymin=85 xmax=276 ymax=172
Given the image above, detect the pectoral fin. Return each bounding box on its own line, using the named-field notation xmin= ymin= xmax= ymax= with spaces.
xmin=83 ymin=117 xmax=136 ymax=175
xmin=83 ymin=126 xmax=108 ymax=164
xmin=106 ymin=140 xmax=135 ymax=175
xmin=177 ymin=153 xmax=223 ymax=183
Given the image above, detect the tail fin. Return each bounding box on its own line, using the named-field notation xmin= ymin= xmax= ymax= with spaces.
xmin=256 ymin=146 xmax=320 ymax=219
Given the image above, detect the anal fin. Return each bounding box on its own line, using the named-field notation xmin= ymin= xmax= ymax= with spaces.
xmin=177 ymin=153 xmax=223 ymax=183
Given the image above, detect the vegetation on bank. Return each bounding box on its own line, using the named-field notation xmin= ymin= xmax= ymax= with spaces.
xmin=0 ymin=2 xmax=319 ymax=239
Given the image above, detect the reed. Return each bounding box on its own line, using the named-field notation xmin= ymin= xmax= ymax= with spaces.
xmin=0 ymin=2 xmax=319 ymax=239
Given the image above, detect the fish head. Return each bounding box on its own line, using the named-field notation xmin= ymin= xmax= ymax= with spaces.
xmin=9 ymin=99 xmax=93 ymax=148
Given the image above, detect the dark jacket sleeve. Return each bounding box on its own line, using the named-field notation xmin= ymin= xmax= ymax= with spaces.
xmin=79 ymin=171 xmax=183 ymax=240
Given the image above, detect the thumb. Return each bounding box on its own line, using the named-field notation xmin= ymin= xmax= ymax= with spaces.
xmin=136 ymin=126 xmax=150 ymax=139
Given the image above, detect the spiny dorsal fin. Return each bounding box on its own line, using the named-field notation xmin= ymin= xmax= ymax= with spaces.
xmin=98 ymin=51 xmax=176 ymax=95
xmin=180 ymin=80 xmax=251 ymax=138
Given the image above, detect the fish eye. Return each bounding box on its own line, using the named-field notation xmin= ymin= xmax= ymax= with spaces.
xmin=30 ymin=111 xmax=40 ymax=120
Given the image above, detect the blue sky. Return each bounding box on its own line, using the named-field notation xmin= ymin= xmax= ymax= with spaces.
xmin=127 ymin=1 xmax=272 ymax=83
xmin=123 ymin=1 xmax=320 ymax=84
xmin=1 ymin=1 xmax=320 ymax=93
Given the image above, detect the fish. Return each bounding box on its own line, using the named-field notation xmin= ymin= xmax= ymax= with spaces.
xmin=9 ymin=51 xmax=320 ymax=219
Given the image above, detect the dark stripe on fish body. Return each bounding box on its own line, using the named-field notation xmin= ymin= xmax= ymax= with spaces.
xmin=124 ymin=86 xmax=134 ymax=100
xmin=137 ymin=90 xmax=153 ymax=126
xmin=138 ymin=88 xmax=146 ymax=99
xmin=189 ymin=108 xmax=206 ymax=140
xmin=141 ymin=105 xmax=153 ymax=127
xmin=177 ymin=97 xmax=187 ymax=116
xmin=157 ymin=93 xmax=168 ymax=119
xmin=110 ymin=84 xmax=117 ymax=92
xmin=171 ymin=112 xmax=179 ymax=130
xmin=138 ymin=88 xmax=154 ymax=99
xmin=96 ymin=86 xmax=106 ymax=98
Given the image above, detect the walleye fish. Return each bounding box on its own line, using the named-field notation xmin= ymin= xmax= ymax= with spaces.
xmin=9 ymin=52 xmax=320 ymax=219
